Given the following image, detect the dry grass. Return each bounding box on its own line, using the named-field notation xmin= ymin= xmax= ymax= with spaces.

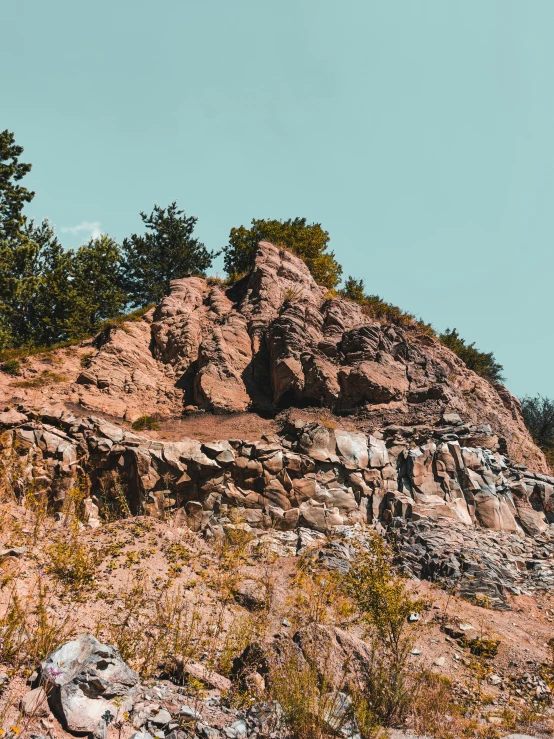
xmin=0 ymin=424 xmax=550 ymax=739
xmin=13 ymin=370 xmax=67 ymax=388
xmin=268 ymin=640 xmax=352 ymax=739
xmin=0 ymin=582 xmax=74 ymax=674
xmin=282 ymin=286 xmax=304 ymax=304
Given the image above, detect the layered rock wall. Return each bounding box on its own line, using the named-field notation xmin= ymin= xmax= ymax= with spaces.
xmin=3 ymin=408 xmax=552 ymax=538
xmin=3 ymin=406 xmax=554 ymax=607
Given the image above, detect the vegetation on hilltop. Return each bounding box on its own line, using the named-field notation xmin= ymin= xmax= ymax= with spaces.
xmin=0 ymin=130 xmax=215 ymax=351
xmin=122 ymin=202 xmax=217 ymax=307
xmin=0 ymin=129 xmax=512 ymax=392
xmin=438 ymin=328 xmax=505 ymax=383
xmin=223 ymin=217 xmax=343 ymax=289
xmin=340 ymin=276 xmax=435 ymax=335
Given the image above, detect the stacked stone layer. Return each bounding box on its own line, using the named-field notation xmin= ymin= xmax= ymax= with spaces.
xmin=3 ymin=406 xmax=554 ymax=607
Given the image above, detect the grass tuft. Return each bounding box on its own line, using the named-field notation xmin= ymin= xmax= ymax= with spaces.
xmin=132 ymin=415 xmax=160 ymax=431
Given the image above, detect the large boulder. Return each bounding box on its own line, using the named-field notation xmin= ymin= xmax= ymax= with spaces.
xmin=41 ymin=634 xmax=139 ymax=738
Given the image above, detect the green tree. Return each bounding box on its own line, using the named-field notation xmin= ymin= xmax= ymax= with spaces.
xmin=341 ymin=275 xmax=366 ymax=303
xmin=0 ymin=131 xmax=40 ymax=348
xmin=67 ymin=235 xmax=126 ymax=337
xmin=521 ymin=395 xmax=554 ymax=467
xmin=0 ymin=130 xmax=34 ymax=239
xmin=0 ymin=221 xmax=44 ymax=348
xmin=439 ymin=328 xmax=504 ymax=383
xmin=31 ymin=226 xmax=76 ymax=346
xmin=122 ymin=202 xmax=215 ymax=307
xmin=224 ymin=217 xmax=342 ymax=289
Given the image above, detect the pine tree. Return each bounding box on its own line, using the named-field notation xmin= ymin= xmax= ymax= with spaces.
xmin=0 ymin=129 xmax=34 ymax=239
xmin=67 ymin=235 xmax=126 ymax=337
xmin=0 ymin=131 xmax=39 ymax=348
xmin=0 ymin=221 xmax=42 ymax=348
xmin=31 ymin=225 xmax=76 ymax=345
xmin=122 ymin=202 xmax=215 ymax=307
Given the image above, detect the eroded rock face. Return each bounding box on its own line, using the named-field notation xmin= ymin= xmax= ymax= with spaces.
xmin=4 ymin=407 xmax=554 ymax=607
xmin=65 ymin=242 xmax=544 ymax=470
xmin=5 ymin=409 xmax=552 ymax=537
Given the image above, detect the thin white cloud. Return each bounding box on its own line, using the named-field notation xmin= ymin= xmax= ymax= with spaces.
xmin=61 ymin=221 xmax=103 ymax=241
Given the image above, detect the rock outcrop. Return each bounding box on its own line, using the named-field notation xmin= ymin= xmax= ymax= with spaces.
xmin=4 ymin=407 xmax=554 ymax=607
xmin=18 ymin=240 xmax=538 ymax=471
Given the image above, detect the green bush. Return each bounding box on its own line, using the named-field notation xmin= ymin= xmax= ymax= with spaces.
xmin=224 ymin=217 xmax=343 ymax=290
xmin=340 ymin=276 xmax=436 ymax=335
xmin=343 ymin=533 xmax=427 ymax=727
xmin=438 ymin=328 xmax=504 ymax=383
xmin=132 ymin=415 xmax=160 ymax=431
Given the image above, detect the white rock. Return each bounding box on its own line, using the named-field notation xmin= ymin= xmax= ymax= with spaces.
xmin=41 ymin=634 xmax=138 ymax=736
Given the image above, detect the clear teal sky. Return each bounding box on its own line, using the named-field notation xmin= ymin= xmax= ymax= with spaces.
xmin=3 ymin=0 xmax=553 ymax=399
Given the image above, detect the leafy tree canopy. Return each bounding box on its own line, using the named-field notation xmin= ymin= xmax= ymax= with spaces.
xmin=224 ymin=217 xmax=343 ymax=290
xmin=122 ymin=202 xmax=215 ymax=307
xmin=439 ymin=328 xmax=505 ymax=383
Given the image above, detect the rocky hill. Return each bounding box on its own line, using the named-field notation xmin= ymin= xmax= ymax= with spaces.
xmin=1 ymin=241 xmax=546 ymax=471
xmin=1 ymin=242 xmax=554 ymax=739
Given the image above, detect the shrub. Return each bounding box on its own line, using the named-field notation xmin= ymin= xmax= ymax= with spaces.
xmin=287 ymin=555 xmax=354 ymax=629
xmin=0 ymin=581 xmax=72 ymax=670
xmin=45 ymin=482 xmax=101 ymax=592
xmin=340 ymin=276 xmax=435 ymax=335
xmin=224 ymin=218 xmax=343 ymax=290
xmin=46 ymin=527 xmax=101 ymax=592
xmin=521 ymin=395 xmax=554 ymax=465
xmin=132 ymin=415 xmax=160 ymax=431
xmin=268 ymin=640 xmax=351 ymax=739
xmin=343 ymin=533 xmax=427 ymax=726
xmin=439 ymin=328 xmax=504 ymax=383
xmin=98 ymin=470 xmax=132 ymax=520
xmin=80 ymin=352 xmax=95 ymax=368
xmin=105 ymin=583 xmax=204 ymax=677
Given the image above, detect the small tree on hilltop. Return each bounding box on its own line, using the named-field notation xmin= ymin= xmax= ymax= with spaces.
xmin=224 ymin=217 xmax=343 ymax=290
xmin=68 ymin=235 xmax=127 ymax=337
xmin=341 ymin=275 xmax=366 ymax=303
xmin=122 ymin=202 xmax=215 ymax=307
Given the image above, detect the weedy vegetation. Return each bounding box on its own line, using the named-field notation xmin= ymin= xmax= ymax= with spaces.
xmin=131 ymin=415 xmax=160 ymax=431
